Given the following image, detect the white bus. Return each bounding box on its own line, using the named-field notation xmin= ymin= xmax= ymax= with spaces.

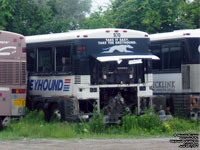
xmin=26 ymin=28 xmax=158 ymax=123
xmin=0 ymin=31 xmax=26 ymax=128
xmin=150 ymin=29 xmax=200 ymax=119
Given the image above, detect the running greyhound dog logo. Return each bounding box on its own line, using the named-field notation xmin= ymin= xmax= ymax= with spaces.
xmin=102 ymin=45 xmax=134 ymax=53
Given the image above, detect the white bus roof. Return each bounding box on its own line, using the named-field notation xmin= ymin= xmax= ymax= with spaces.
xmin=150 ymin=29 xmax=200 ymax=41
xmin=26 ymin=28 xmax=149 ymax=44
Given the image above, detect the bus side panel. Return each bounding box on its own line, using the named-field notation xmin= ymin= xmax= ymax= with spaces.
xmin=0 ymin=89 xmax=11 ymax=116
xmin=153 ymin=73 xmax=182 ymax=94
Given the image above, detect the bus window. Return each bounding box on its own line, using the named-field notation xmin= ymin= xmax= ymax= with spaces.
xmin=27 ymin=48 xmax=37 ymax=72
xmin=56 ymin=46 xmax=71 ymax=72
xmin=170 ymin=45 xmax=181 ymax=69
xmin=150 ymin=44 xmax=161 ymax=70
xmin=38 ymin=47 xmax=53 ymax=72
xmin=162 ymin=47 xmax=170 ymax=69
xmin=181 ymin=42 xmax=190 ymax=64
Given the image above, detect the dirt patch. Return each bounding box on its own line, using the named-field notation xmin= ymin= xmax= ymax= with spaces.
xmin=0 ymin=138 xmax=199 ymax=150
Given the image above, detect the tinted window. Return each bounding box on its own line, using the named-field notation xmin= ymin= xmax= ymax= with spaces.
xmin=56 ymin=46 xmax=71 ymax=72
xmin=162 ymin=47 xmax=170 ymax=69
xmin=150 ymin=41 xmax=182 ymax=71
xmin=150 ymin=45 xmax=161 ymax=70
xmin=170 ymin=46 xmax=181 ymax=69
xmin=27 ymin=48 xmax=36 ymax=72
xmin=186 ymin=38 xmax=200 ymax=64
xmin=38 ymin=47 xmax=53 ymax=72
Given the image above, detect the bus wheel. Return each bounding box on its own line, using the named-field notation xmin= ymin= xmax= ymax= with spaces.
xmin=50 ymin=104 xmax=62 ymax=121
xmin=35 ymin=103 xmax=43 ymax=112
xmin=0 ymin=117 xmax=3 ymax=130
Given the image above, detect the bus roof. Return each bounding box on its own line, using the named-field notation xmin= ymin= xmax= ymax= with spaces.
xmin=150 ymin=29 xmax=200 ymax=41
xmin=25 ymin=28 xmax=149 ymax=44
xmin=0 ymin=30 xmax=24 ymax=38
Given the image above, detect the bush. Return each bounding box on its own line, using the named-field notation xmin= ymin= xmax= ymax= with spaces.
xmin=122 ymin=112 xmax=162 ymax=134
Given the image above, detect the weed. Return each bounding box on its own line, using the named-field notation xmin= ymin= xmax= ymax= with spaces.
xmin=0 ymin=109 xmax=199 ymax=140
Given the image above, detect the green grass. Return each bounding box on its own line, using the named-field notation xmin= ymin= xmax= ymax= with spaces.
xmin=0 ymin=110 xmax=199 ymax=140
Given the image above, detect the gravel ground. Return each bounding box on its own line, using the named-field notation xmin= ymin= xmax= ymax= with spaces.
xmin=0 ymin=138 xmax=199 ymax=150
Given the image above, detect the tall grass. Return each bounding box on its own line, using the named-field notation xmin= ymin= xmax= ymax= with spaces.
xmin=0 ymin=110 xmax=76 ymax=139
xmin=0 ymin=109 xmax=199 ymax=140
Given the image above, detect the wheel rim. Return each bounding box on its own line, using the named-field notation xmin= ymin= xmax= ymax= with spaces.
xmin=52 ymin=106 xmax=61 ymax=121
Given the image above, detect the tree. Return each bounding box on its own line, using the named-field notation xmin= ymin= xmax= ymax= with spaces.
xmin=82 ymin=0 xmax=198 ymax=33
xmin=109 ymin=0 xmax=195 ymax=33
xmin=80 ymin=8 xmax=115 ymax=29
xmin=184 ymin=0 xmax=200 ymax=28
xmin=0 ymin=0 xmax=16 ymax=30
xmin=0 ymin=0 xmax=92 ymax=35
xmin=47 ymin=0 xmax=92 ymax=30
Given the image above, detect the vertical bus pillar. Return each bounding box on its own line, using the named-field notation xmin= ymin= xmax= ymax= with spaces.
xmin=137 ymin=97 xmax=141 ymax=114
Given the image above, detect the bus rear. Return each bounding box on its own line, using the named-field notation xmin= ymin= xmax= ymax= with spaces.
xmin=0 ymin=31 xmax=26 ymax=128
xmin=26 ymin=29 xmax=158 ymax=123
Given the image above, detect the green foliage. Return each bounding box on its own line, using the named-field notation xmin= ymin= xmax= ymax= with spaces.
xmin=0 ymin=110 xmax=199 ymax=140
xmin=184 ymin=0 xmax=200 ymax=28
xmin=2 ymin=110 xmax=76 ymax=139
xmin=0 ymin=0 xmax=92 ymax=35
xmin=109 ymin=0 xmax=195 ymax=33
xmin=80 ymin=8 xmax=115 ymax=29
xmin=0 ymin=0 xmax=16 ymax=30
xmin=81 ymin=0 xmax=198 ymax=33
xmin=122 ymin=112 xmax=162 ymax=133
xmin=88 ymin=106 xmax=106 ymax=133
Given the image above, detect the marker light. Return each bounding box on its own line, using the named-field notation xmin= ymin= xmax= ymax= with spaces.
xmin=12 ymin=89 xmax=26 ymax=94
xmin=183 ymin=33 xmax=190 ymax=36
xmin=22 ymin=47 xmax=26 ymax=53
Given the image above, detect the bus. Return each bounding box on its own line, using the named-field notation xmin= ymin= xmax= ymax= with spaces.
xmin=26 ymin=28 xmax=159 ymax=123
xmin=150 ymin=29 xmax=200 ymax=119
xmin=0 ymin=31 xmax=26 ymax=128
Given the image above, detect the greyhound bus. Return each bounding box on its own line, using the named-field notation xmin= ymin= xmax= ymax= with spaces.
xmin=0 ymin=31 xmax=26 ymax=128
xmin=150 ymin=29 xmax=200 ymax=119
xmin=26 ymin=28 xmax=159 ymax=123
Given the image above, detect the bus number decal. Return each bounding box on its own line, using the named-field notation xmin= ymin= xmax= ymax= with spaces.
xmin=113 ymin=33 xmax=121 ymax=38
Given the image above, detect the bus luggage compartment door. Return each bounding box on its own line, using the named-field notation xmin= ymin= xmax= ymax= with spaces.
xmin=0 ymin=90 xmax=11 ymax=116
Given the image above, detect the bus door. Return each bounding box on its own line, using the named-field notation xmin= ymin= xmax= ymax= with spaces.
xmin=0 ymin=88 xmax=11 ymax=116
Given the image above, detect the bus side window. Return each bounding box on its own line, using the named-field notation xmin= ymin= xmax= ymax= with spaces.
xmin=38 ymin=47 xmax=53 ymax=72
xmin=181 ymin=42 xmax=190 ymax=64
xmin=150 ymin=44 xmax=161 ymax=71
xmin=27 ymin=48 xmax=37 ymax=72
xmin=169 ymin=44 xmax=181 ymax=69
xmin=162 ymin=46 xmax=170 ymax=70
xmin=56 ymin=46 xmax=71 ymax=72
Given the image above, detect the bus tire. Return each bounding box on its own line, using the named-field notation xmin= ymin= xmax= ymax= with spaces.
xmin=35 ymin=103 xmax=44 ymax=112
xmin=0 ymin=117 xmax=3 ymax=130
xmin=44 ymin=106 xmax=51 ymax=122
